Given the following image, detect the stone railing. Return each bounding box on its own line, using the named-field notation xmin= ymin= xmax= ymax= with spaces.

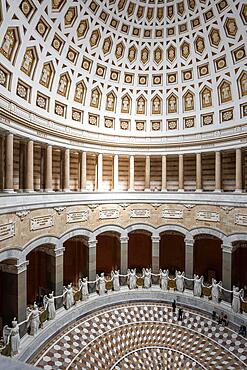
xmin=1 ymin=269 xmax=246 ymax=358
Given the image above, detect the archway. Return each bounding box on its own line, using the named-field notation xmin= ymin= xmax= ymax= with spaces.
xmin=96 ymin=232 xmax=120 ymax=274
xmin=0 ymin=258 xmax=27 ymax=334
xmin=194 ymin=235 xmax=222 ymax=282
xmin=159 ymin=232 xmax=185 ymax=274
xmin=63 ymin=236 xmax=88 ymax=286
xmin=26 ymin=245 xmax=55 ymax=304
xmin=232 ymin=242 xmax=247 ymax=292
xmin=128 ymin=230 xmax=152 ymax=271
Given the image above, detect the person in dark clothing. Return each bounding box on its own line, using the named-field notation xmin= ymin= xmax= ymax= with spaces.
xmin=212 ymin=310 xmax=217 ymax=321
xmin=178 ymin=307 xmax=183 ymax=321
xmin=239 ymin=325 xmax=246 ymax=337
xmin=172 ymin=300 xmax=176 ymax=314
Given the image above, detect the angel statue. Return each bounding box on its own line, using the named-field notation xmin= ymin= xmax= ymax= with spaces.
xmin=111 ymin=270 xmax=120 ymax=291
xmin=79 ymin=277 xmax=89 ymax=300
xmin=160 ymin=269 xmax=169 ymax=290
xmin=193 ymin=275 xmax=204 ymax=297
xmin=64 ymin=283 xmax=74 ymax=309
xmin=96 ymin=272 xmax=107 ymax=295
xmin=175 ymin=271 xmax=185 ymax=292
xmin=143 ymin=268 xmax=152 ymax=289
xmin=127 ymin=268 xmax=137 ymax=290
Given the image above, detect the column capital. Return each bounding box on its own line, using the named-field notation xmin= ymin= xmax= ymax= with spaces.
xmin=120 ymin=235 xmax=129 ymax=243
xmin=88 ymin=238 xmax=98 ymax=248
xmin=0 ymin=260 xmax=29 ymax=274
xmin=151 ymin=235 xmax=160 ymax=242
xmin=184 ymin=237 xmax=194 ymax=246
xmin=221 ymin=243 xmax=233 ymax=253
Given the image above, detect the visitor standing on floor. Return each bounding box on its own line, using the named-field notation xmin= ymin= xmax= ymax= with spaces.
xmin=172 ymin=300 xmax=176 ymax=314
xmin=178 ymin=307 xmax=183 ymax=321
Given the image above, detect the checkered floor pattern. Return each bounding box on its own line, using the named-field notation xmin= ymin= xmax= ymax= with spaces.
xmin=29 ymin=302 xmax=247 ymax=369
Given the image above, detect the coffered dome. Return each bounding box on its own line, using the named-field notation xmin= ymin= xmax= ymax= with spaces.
xmin=0 ymin=0 xmax=246 ymax=137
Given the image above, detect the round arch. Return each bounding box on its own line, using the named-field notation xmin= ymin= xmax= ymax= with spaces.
xmin=190 ymin=227 xmax=225 ymax=241
xmin=60 ymin=227 xmax=92 ymax=244
xmin=193 ymin=232 xmax=223 ymax=282
xmin=0 ymin=249 xmax=21 ymax=263
xmin=125 ymin=223 xmax=156 ymax=236
xmin=22 ymin=235 xmax=59 ymax=259
xmin=92 ymin=224 xmax=125 ymax=239
xmin=159 ymin=229 xmax=186 ymax=273
xmin=157 ymin=224 xmax=192 ymax=239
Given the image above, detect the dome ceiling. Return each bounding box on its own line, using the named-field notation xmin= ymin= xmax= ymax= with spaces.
xmin=0 ymin=0 xmax=246 ymax=136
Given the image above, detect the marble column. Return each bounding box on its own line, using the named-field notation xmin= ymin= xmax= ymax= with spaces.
xmin=0 ymin=135 xmax=4 ymax=191
xmin=161 ymin=155 xmax=167 ymax=191
xmin=151 ymin=236 xmax=160 ymax=277
xmin=235 ymin=148 xmax=242 ymax=193
xmin=196 ymin=153 xmax=202 ymax=192
xmin=145 ymin=156 xmax=151 ymax=191
xmin=185 ymin=237 xmax=194 ymax=278
xmin=120 ymin=236 xmax=128 ymax=275
xmin=221 ymin=243 xmax=233 ymax=290
xmin=215 ymin=151 xmax=221 ymax=192
xmin=0 ymin=261 xmax=28 ymax=336
xmin=178 ymin=154 xmax=184 ymax=192
xmin=25 ymin=140 xmax=34 ymax=192
xmin=80 ymin=151 xmax=87 ymax=191
xmin=45 ymin=145 xmax=53 ymax=192
xmin=49 ymin=246 xmax=64 ymax=308
xmin=128 ymin=155 xmax=135 ymax=191
xmin=4 ymin=133 xmax=14 ymax=192
xmin=222 ymin=243 xmax=233 ymax=302
xmin=113 ymin=154 xmax=119 ymax=191
xmin=63 ymin=148 xmax=70 ymax=192
xmin=88 ymin=238 xmax=97 ymax=283
xmin=97 ymin=153 xmax=103 ymax=191
xmin=19 ymin=142 xmax=26 ymax=192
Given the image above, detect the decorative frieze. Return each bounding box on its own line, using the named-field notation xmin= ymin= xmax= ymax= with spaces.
xmin=16 ymin=209 xmax=30 ymax=221
xmin=130 ymin=209 xmax=150 ymax=218
xmin=88 ymin=204 xmax=99 ymax=211
xmin=235 ymin=214 xmax=247 ymax=226
xmin=0 ymin=221 xmax=15 ymax=241
xmin=162 ymin=209 xmax=183 ymax=219
xmin=99 ymin=209 xmax=119 ymax=220
xmin=66 ymin=211 xmax=89 ymax=223
xmin=196 ymin=211 xmax=220 ymax=222
xmin=30 ymin=215 xmax=54 ymax=231
xmin=54 ymin=207 xmax=66 ymax=215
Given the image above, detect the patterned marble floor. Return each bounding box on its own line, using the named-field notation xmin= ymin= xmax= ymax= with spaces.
xmin=29 ymin=302 xmax=247 ymax=370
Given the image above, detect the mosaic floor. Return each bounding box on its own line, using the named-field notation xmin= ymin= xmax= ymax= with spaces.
xmin=29 ymin=302 xmax=247 ymax=370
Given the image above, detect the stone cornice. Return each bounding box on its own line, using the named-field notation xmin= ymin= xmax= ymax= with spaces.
xmin=0 ymin=98 xmax=247 ymax=155
xmin=0 ymin=192 xmax=246 ymax=216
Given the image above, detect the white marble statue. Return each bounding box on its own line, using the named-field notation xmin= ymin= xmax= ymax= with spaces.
xmin=111 ymin=270 xmax=120 ymax=291
xmin=194 ymin=275 xmax=204 ymax=297
xmin=160 ymin=269 xmax=169 ymax=290
xmin=10 ymin=318 xmax=20 ymax=356
xmin=176 ymin=271 xmax=185 ymax=292
xmin=64 ymin=283 xmax=74 ymax=309
xmin=127 ymin=269 xmax=137 ymax=289
xmin=143 ymin=268 xmax=152 ymax=289
xmin=211 ymin=279 xmax=222 ymax=303
xmin=44 ymin=292 xmax=56 ymax=320
xmin=2 ymin=325 xmax=11 ymax=346
xmin=232 ymin=286 xmax=244 ymax=314
xmin=96 ymin=273 xmax=106 ymax=295
xmin=79 ymin=277 xmax=89 ymax=300
xmin=29 ymin=302 xmax=40 ymax=336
